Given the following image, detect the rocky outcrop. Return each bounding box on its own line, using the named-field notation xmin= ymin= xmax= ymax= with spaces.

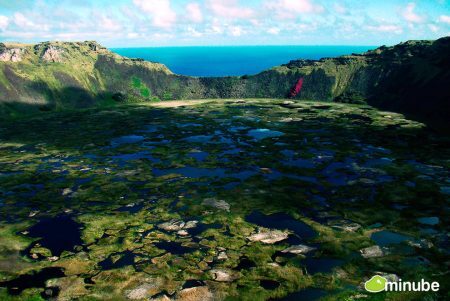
xmin=0 ymin=44 xmax=24 ymax=62
xmin=41 ymin=45 xmax=65 ymax=62
xmin=86 ymin=41 xmax=107 ymax=52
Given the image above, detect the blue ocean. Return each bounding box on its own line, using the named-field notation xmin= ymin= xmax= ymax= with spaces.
xmin=112 ymin=46 xmax=376 ymax=77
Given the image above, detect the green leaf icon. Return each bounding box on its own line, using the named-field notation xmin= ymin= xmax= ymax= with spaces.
xmin=365 ymin=275 xmax=387 ymax=293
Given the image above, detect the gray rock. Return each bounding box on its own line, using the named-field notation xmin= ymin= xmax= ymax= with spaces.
xmin=158 ymin=220 xmax=198 ymax=232
xmin=248 ymin=228 xmax=289 ymax=244
xmin=282 ymin=100 xmax=295 ymax=105
xmin=202 ymin=198 xmax=230 ymax=212
xmin=281 ymin=244 xmax=316 ymax=255
xmin=184 ymin=220 xmax=198 ymax=229
xmin=176 ymin=286 xmax=213 ymax=301
xmin=279 ymin=117 xmax=294 ymax=122
xmin=217 ymin=251 xmax=228 ymax=260
xmin=177 ymin=230 xmax=189 ymax=236
xmin=28 ymin=210 xmax=39 ymax=217
xmin=360 ymin=245 xmax=384 ymax=258
xmin=126 ymin=283 xmax=156 ymax=300
xmin=62 ymin=188 xmax=73 ymax=196
xmin=329 ymin=220 xmax=361 ymax=232
xmin=210 ymin=269 xmax=237 ymax=282
xmin=158 ymin=220 xmax=186 ymax=231
xmin=407 ymin=239 xmax=433 ymax=249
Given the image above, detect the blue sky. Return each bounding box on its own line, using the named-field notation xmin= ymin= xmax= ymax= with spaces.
xmin=0 ymin=0 xmax=449 ymax=47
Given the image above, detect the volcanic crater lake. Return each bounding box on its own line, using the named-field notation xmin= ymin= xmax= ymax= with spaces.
xmin=0 ymin=99 xmax=448 ymax=300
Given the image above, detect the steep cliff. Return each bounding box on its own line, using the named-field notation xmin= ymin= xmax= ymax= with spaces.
xmin=0 ymin=41 xmax=176 ymax=115
xmin=247 ymin=37 xmax=450 ymax=128
xmin=0 ymin=37 xmax=449 ymax=129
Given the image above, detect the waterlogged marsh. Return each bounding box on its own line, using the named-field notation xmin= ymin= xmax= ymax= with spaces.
xmin=0 ymin=99 xmax=448 ymax=300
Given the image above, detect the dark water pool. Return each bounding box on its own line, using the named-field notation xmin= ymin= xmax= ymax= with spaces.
xmin=110 ymin=135 xmax=145 ymax=147
xmin=98 ymin=250 xmax=144 ymax=270
xmin=260 ymin=279 xmax=280 ymax=290
xmin=0 ymin=267 xmax=65 ymax=295
xmin=302 ymin=257 xmax=344 ymax=274
xmin=371 ymin=230 xmax=413 ymax=247
xmin=248 ymin=129 xmax=284 ymax=140
xmin=24 ymin=215 xmax=83 ymax=257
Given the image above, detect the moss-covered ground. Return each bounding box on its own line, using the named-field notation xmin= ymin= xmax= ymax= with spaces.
xmin=0 ymin=99 xmax=448 ymax=300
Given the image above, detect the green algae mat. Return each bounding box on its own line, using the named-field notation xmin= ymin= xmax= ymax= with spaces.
xmin=0 ymin=99 xmax=448 ymax=300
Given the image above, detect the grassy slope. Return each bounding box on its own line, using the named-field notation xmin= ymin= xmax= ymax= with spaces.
xmin=0 ymin=37 xmax=449 ymax=130
xmin=0 ymin=41 xmax=173 ymax=116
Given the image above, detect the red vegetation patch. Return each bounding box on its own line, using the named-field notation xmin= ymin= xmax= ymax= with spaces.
xmin=289 ymin=77 xmax=304 ymax=98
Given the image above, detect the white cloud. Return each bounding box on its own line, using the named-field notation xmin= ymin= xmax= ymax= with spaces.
xmin=250 ymin=19 xmax=261 ymax=26
xmin=266 ymin=0 xmax=324 ymax=19
xmin=0 ymin=0 xmax=446 ymax=46
xmin=207 ymin=0 xmax=254 ymax=19
xmin=187 ymin=26 xmax=202 ymax=37
xmin=339 ymin=23 xmax=354 ymax=33
xmin=152 ymin=32 xmax=175 ymax=40
xmin=333 ymin=3 xmax=347 ymax=14
xmin=439 ymin=15 xmax=450 ymax=24
xmin=211 ymin=25 xmax=222 ymax=34
xmin=13 ymin=12 xmax=35 ymax=28
xmin=98 ymin=15 xmax=122 ymax=31
xmin=428 ymin=24 xmax=439 ymax=32
xmin=127 ymin=32 xmax=140 ymax=39
xmin=401 ymin=3 xmax=424 ymax=23
xmin=229 ymin=26 xmax=243 ymax=36
xmin=186 ymin=3 xmax=203 ymax=23
xmin=267 ymin=27 xmax=280 ymax=34
xmin=133 ymin=0 xmax=176 ymax=28
xmin=206 ymin=18 xmax=225 ymax=34
xmin=297 ymin=23 xmax=314 ymax=32
xmin=367 ymin=24 xmax=403 ymax=34
xmin=0 ymin=15 xmax=9 ymax=31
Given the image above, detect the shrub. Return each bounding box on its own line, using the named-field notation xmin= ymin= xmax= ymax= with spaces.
xmin=131 ymin=77 xmax=141 ymax=88
xmin=140 ymin=87 xmax=150 ymax=98
xmin=162 ymin=91 xmax=173 ymax=100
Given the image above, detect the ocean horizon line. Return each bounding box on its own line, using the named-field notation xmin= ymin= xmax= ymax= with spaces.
xmin=110 ymin=44 xmax=379 ymax=49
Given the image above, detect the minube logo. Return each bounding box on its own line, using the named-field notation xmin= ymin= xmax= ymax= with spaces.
xmin=365 ymin=275 xmax=386 ymax=293
xmin=365 ymin=275 xmax=440 ymax=293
